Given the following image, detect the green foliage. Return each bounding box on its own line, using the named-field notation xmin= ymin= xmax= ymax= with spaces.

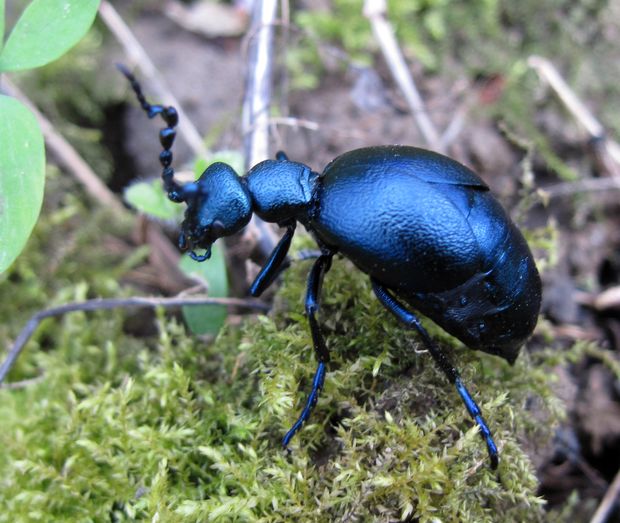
xmin=0 ymin=0 xmax=99 ymax=71
xmin=124 ymin=179 xmax=182 ymax=221
xmin=1 ymin=213 xmax=568 ymax=520
xmin=0 ymin=95 xmax=45 ymax=273
xmin=0 ymin=0 xmax=100 ymax=273
xmin=294 ymin=0 xmax=613 ymax=80
xmin=291 ymin=0 xmax=502 ymax=86
xmin=179 ymin=245 xmax=228 ymax=336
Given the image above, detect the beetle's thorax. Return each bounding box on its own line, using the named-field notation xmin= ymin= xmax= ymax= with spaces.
xmin=244 ymin=159 xmax=318 ymax=224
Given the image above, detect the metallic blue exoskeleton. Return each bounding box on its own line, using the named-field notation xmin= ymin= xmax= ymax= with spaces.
xmin=122 ymin=67 xmax=542 ymax=469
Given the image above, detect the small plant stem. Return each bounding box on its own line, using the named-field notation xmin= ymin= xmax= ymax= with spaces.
xmin=363 ymin=0 xmax=442 ymax=152
xmin=590 ymin=466 xmax=620 ymax=523
xmin=242 ymin=0 xmax=279 ymax=169
xmin=542 ymin=177 xmax=620 ymax=198
xmin=236 ymin=0 xmax=280 ymax=270
xmin=528 ymin=55 xmax=620 ymax=179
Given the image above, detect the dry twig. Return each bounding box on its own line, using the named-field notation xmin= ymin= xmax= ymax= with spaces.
xmin=575 ymin=286 xmax=620 ymax=312
xmin=590 ymin=466 xmax=620 ymax=523
xmin=0 ymin=295 xmax=269 ymax=386
xmin=237 ymin=0 xmax=281 ymax=262
xmin=528 ymin=56 xmax=620 ymax=179
xmin=242 ymin=0 xmax=279 ymax=168
xmin=542 ymin=177 xmax=620 ymax=198
xmin=363 ymin=0 xmax=442 ymax=151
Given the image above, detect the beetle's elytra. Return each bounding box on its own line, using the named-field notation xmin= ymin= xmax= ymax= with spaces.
xmin=122 ymin=66 xmax=542 ymax=469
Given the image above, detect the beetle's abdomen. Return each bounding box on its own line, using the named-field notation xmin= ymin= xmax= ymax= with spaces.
xmin=310 ymin=146 xmax=541 ymax=361
xmin=404 ymin=221 xmax=541 ymax=362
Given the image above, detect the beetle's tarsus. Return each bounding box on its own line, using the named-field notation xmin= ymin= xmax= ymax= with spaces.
xmin=283 ymin=361 xmax=327 ymax=447
xmin=455 ymin=378 xmax=499 ymax=469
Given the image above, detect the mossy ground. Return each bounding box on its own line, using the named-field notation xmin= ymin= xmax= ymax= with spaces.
xmin=0 ymin=177 xmax=572 ymax=522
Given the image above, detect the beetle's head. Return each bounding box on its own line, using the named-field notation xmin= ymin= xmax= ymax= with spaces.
xmin=177 ymin=162 xmax=252 ymax=261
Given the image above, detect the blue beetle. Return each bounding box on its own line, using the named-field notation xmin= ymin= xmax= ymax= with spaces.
xmin=122 ymin=68 xmax=542 ymax=469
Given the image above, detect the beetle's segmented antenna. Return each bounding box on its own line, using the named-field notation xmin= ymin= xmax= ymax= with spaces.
xmin=117 ymin=64 xmax=186 ymax=203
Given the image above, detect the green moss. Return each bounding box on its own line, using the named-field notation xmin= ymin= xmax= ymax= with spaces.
xmin=1 ymin=209 xmax=572 ymax=521
xmin=0 ymin=166 xmax=574 ymax=522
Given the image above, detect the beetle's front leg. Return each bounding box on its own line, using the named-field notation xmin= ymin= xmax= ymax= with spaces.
xmin=249 ymin=222 xmax=296 ymax=297
xmin=371 ymin=279 xmax=499 ymax=469
xmin=282 ymin=250 xmax=334 ymax=447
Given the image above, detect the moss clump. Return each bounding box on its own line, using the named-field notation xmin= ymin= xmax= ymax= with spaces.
xmin=1 ymin=220 xmax=569 ymax=522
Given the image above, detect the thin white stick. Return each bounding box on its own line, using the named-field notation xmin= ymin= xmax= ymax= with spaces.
xmin=242 ymin=0 xmax=279 ymax=168
xmin=590 ymin=466 xmax=620 ymax=523
xmin=240 ymin=0 xmax=280 ymax=257
xmin=363 ymin=0 xmax=442 ymax=152
xmin=528 ymin=55 xmax=620 ymax=179
xmin=543 ymin=177 xmax=620 ymax=197
xmin=528 ymin=56 xmax=604 ymax=138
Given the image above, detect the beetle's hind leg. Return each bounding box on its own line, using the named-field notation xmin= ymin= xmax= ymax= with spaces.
xmin=371 ymin=278 xmax=499 ymax=469
xmin=282 ymin=250 xmax=334 ymax=448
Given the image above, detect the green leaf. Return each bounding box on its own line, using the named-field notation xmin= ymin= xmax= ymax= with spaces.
xmin=179 ymin=243 xmax=228 ymax=335
xmin=0 ymin=95 xmax=45 ymax=273
xmin=125 ymin=152 xmax=244 ymax=222
xmin=0 ymin=0 xmax=100 ymax=72
xmin=194 ymin=150 xmax=244 ymax=178
xmin=124 ymin=179 xmax=182 ymax=221
xmin=0 ymin=0 xmax=5 ymax=52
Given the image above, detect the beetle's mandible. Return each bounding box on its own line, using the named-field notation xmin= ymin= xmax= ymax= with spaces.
xmin=121 ymin=67 xmax=542 ymax=469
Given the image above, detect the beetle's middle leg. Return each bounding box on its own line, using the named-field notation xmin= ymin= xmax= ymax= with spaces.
xmin=282 ymin=249 xmax=334 ymax=447
xmin=371 ymin=278 xmax=499 ymax=469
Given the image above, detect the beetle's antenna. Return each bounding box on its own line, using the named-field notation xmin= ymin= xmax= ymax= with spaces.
xmin=117 ymin=64 xmax=189 ymax=203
